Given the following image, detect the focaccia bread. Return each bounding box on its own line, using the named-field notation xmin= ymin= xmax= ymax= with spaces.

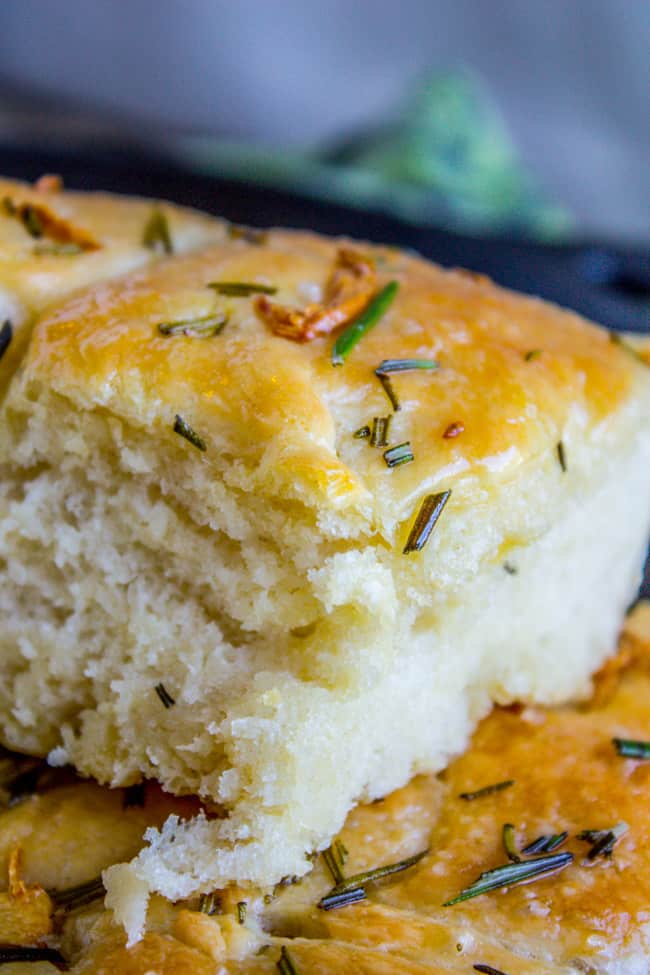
xmin=0 ymin=222 xmax=648 ymax=941
xmin=0 ymin=604 xmax=648 ymax=974
xmin=0 ymin=175 xmax=225 ymax=391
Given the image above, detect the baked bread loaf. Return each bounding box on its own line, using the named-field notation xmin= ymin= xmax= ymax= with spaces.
xmin=0 ymin=175 xmax=225 ymax=392
xmin=0 ymin=604 xmax=648 ymax=973
xmin=0 ymin=221 xmax=648 ymax=942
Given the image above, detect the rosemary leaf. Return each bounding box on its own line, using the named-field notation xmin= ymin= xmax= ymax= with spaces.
xmin=521 ymin=832 xmax=568 ymax=855
xmin=208 ymin=281 xmax=276 ymax=297
xmin=277 ymin=945 xmax=299 ymax=975
xmin=198 ymin=892 xmax=222 ymax=915
xmin=502 ymin=562 xmax=518 ymax=576
xmin=158 ymin=313 xmax=227 ymax=338
xmin=443 ymin=851 xmax=573 ymax=906
xmin=331 ymin=280 xmax=399 ymax=366
xmin=154 ymin=682 xmax=176 ymax=708
xmin=556 ymin=440 xmax=567 ymax=472
xmin=323 ymin=847 xmax=428 ymax=898
xmin=49 ymin=875 xmax=105 ymax=911
xmin=0 ymin=945 xmax=68 ymax=970
xmin=403 ymin=491 xmax=451 ymax=554
xmin=473 ymin=966 xmax=509 ymax=975
xmin=459 ymin=780 xmax=515 ymax=801
xmin=578 ymin=822 xmax=628 ymax=860
xmin=524 ymin=349 xmax=541 ymax=361
xmin=143 ymin=208 xmax=173 ymax=254
xmin=378 ymin=373 xmax=400 ymax=411
xmin=383 ymin=442 xmax=414 ymax=469
xmin=237 ymin=900 xmax=247 ymax=923
xmin=370 ymin=415 xmax=392 ymax=448
xmin=173 ymin=415 xmax=207 ymax=452
xmin=322 ymin=840 xmax=348 ymax=886
xmin=502 ymin=823 xmax=521 ymax=863
xmin=353 ymin=425 xmax=371 ymax=439
xmin=318 ymin=886 xmax=366 ymax=911
xmin=375 ymin=358 xmax=439 ymax=375
xmin=0 ymin=320 xmax=12 ymax=361
xmin=613 ymin=737 xmax=650 ymax=759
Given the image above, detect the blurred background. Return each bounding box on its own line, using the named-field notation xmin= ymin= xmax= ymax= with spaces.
xmin=0 ymin=0 xmax=648 ymax=242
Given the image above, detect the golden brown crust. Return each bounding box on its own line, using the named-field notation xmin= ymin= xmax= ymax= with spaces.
xmin=0 ymin=605 xmax=647 ymax=972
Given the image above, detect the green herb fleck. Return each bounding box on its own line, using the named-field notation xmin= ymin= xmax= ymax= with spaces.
xmin=403 ymin=491 xmax=451 ymax=554
xmin=502 ymin=823 xmax=520 ymax=863
xmin=154 ymin=682 xmax=176 ymax=708
xmin=383 ymin=442 xmax=414 ymax=469
xmin=459 ymin=779 xmax=515 ymax=801
xmin=143 ymin=208 xmax=173 ymax=254
xmin=208 ymin=281 xmax=277 ymax=297
xmin=474 ymin=965 xmax=509 ymax=975
xmin=318 ymin=886 xmax=366 ymax=911
xmin=556 ymin=441 xmax=567 ymax=472
xmin=21 ymin=204 xmax=44 ymax=238
xmin=375 ymin=358 xmax=439 ymax=375
xmin=353 ymin=425 xmax=371 ymax=439
xmin=237 ymin=900 xmax=247 ymax=923
xmin=158 ymin=313 xmax=227 ymax=338
xmin=0 ymin=320 xmax=12 ymax=361
xmin=173 ymin=415 xmax=207 ymax=451
xmin=322 ymin=839 xmax=348 ymax=886
xmin=199 ymin=892 xmax=222 ymax=915
xmin=331 ymin=280 xmax=399 ymax=366
xmin=276 ymin=945 xmax=299 ymax=975
xmin=443 ymin=851 xmax=573 ymax=906
xmin=521 ymin=832 xmax=568 ymax=855
xmin=503 ymin=562 xmax=518 ymax=576
xmin=228 ymin=223 xmax=268 ymax=245
xmin=613 ymin=737 xmax=650 ymax=759
xmin=0 ymin=946 xmax=68 ymax=970
xmin=577 ymin=822 xmax=628 ymax=860
xmin=524 ymin=349 xmax=541 ymax=361
xmin=370 ymin=415 xmax=392 ymax=448
xmin=318 ymin=847 xmax=428 ymax=911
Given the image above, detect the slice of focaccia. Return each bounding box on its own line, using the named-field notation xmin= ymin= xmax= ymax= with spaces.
xmin=0 ymin=226 xmax=648 ymax=941
xmin=0 ymin=175 xmax=225 ymax=391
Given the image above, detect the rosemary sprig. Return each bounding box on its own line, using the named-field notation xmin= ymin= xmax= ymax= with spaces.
xmin=198 ymin=892 xmax=222 ymax=915
xmin=353 ymin=425 xmax=371 ymax=439
xmin=0 ymin=945 xmax=68 ymax=970
xmin=403 ymin=491 xmax=451 ymax=554
xmin=322 ymin=839 xmax=348 ymax=886
xmin=502 ymin=823 xmax=520 ymax=863
xmin=237 ymin=901 xmax=247 ymax=923
xmin=459 ymin=780 xmax=515 ymax=801
xmin=154 ymin=682 xmax=176 ymax=708
xmin=158 ymin=313 xmax=227 ymax=338
xmin=143 ymin=208 xmax=173 ymax=254
xmin=577 ymin=822 xmax=628 ymax=860
xmin=521 ymin=832 xmax=568 ymax=855
xmin=613 ymin=737 xmax=650 ymax=759
xmin=370 ymin=415 xmax=392 ymax=448
xmin=474 ymin=966 xmax=508 ymax=975
xmin=383 ymin=442 xmax=414 ymax=469
xmin=375 ymin=358 xmax=439 ymax=375
xmin=228 ymin=223 xmax=268 ymax=245
xmin=0 ymin=320 xmax=12 ymax=361
xmin=556 ymin=441 xmax=567 ymax=472
xmin=208 ymin=281 xmax=276 ymax=297
xmin=277 ymin=945 xmax=298 ymax=975
xmin=49 ymin=875 xmax=105 ymax=911
xmin=319 ymin=847 xmax=428 ymax=907
xmin=331 ymin=280 xmax=399 ymax=366
xmin=443 ymin=851 xmax=573 ymax=906
xmin=173 ymin=415 xmax=207 ymax=451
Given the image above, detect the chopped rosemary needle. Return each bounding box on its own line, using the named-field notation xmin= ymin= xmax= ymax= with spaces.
xmin=158 ymin=313 xmax=227 ymax=338
xmin=198 ymin=891 xmax=222 ymax=915
xmin=375 ymin=358 xmax=439 ymax=375
xmin=377 ymin=373 xmax=400 ymax=411
xmin=237 ymin=900 xmax=247 ymax=923
xmin=154 ymin=682 xmax=176 ymax=708
xmin=473 ymin=965 xmax=509 ymax=975
xmin=383 ymin=441 xmax=414 ymax=469
xmin=443 ymin=851 xmax=573 ymax=906
xmin=318 ymin=886 xmax=366 ymax=911
xmin=276 ymin=945 xmax=299 ymax=975
xmin=403 ymin=491 xmax=451 ymax=554
xmin=502 ymin=823 xmax=521 ymax=863
xmin=353 ymin=425 xmax=371 ymax=439
xmin=173 ymin=414 xmax=207 ymax=451
xmin=613 ymin=737 xmax=650 ymax=759
xmin=0 ymin=945 xmax=68 ymax=970
xmin=322 ymin=839 xmax=348 ymax=885
xmin=370 ymin=415 xmax=392 ymax=448
xmin=521 ymin=832 xmax=568 ymax=855
xmin=143 ymin=208 xmax=173 ymax=254
xmin=524 ymin=349 xmax=541 ymax=361
xmin=577 ymin=822 xmax=628 ymax=860
xmin=556 ymin=440 xmax=567 ymax=472
xmin=319 ymin=847 xmax=428 ymax=905
xmin=208 ymin=281 xmax=277 ymax=297
xmin=459 ymin=779 xmax=515 ymax=801
xmin=331 ymin=280 xmax=399 ymax=366
xmin=0 ymin=319 xmax=12 ymax=361
xmin=49 ymin=875 xmax=105 ymax=911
